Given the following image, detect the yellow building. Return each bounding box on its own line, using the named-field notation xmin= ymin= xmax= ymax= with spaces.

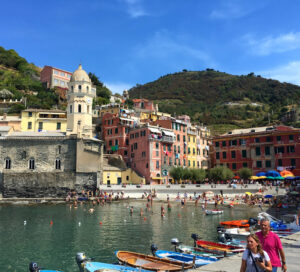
xmin=102 ymin=155 xmax=145 ymax=185
xmin=196 ymin=125 xmax=211 ymax=169
xmin=21 ymin=109 xmax=67 ymax=132
xmin=187 ymin=126 xmax=197 ymax=168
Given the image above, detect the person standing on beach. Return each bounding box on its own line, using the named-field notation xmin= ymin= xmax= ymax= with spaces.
xmin=256 ymin=219 xmax=287 ymax=272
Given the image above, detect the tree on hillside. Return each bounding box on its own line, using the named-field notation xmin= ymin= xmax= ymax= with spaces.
xmin=88 ymin=72 xmax=112 ymax=106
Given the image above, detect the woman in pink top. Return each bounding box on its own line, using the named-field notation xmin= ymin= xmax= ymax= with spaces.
xmin=256 ymin=219 xmax=287 ymax=272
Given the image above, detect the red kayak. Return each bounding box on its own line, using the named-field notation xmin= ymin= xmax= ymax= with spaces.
xmin=196 ymin=240 xmax=245 ymax=253
xmin=220 ymin=220 xmax=249 ymax=228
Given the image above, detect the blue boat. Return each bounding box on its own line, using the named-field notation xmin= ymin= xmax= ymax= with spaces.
xmin=29 ymin=262 xmax=63 ymax=272
xmin=76 ymin=252 xmax=149 ymax=272
xmin=154 ymin=250 xmax=218 ymax=267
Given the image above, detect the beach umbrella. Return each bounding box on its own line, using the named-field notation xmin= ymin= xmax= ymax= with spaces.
xmin=256 ymin=172 xmax=266 ymax=177
xmin=276 ymin=176 xmax=284 ymax=180
xmin=245 ymin=192 xmax=252 ymax=195
xmin=250 ymin=176 xmax=258 ymax=180
xmin=233 ymin=175 xmax=240 ymax=179
xmin=266 ymin=176 xmax=275 ymax=180
xmin=280 ymin=170 xmax=294 ymax=178
xmin=285 ymin=176 xmax=295 ymax=180
xmin=264 ymin=195 xmax=273 ymax=198
xmin=257 ymin=176 xmax=267 ymax=179
xmin=266 ymin=170 xmax=281 ymax=177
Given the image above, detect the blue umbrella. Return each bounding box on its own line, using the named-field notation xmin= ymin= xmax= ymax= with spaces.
xmin=264 ymin=195 xmax=273 ymax=198
xmin=266 ymin=170 xmax=281 ymax=177
xmin=256 ymin=172 xmax=266 ymax=177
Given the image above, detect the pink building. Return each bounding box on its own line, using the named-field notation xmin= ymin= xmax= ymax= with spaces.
xmin=40 ymin=66 xmax=72 ymax=89
xmin=132 ymin=99 xmax=156 ymax=111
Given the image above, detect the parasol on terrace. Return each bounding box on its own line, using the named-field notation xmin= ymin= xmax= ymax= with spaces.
xmin=280 ymin=170 xmax=294 ymax=178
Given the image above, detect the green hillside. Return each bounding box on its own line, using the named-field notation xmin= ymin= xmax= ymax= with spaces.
xmin=0 ymin=46 xmax=59 ymax=112
xmin=128 ymin=69 xmax=300 ymax=134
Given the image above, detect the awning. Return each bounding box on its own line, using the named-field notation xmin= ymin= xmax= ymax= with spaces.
xmin=152 ymin=177 xmax=163 ymax=179
xmin=162 ymin=130 xmax=175 ymax=137
xmin=149 ymin=127 xmax=161 ymax=134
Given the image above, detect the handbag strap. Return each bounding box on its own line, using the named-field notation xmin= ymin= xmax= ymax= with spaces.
xmin=248 ymin=250 xmax=259 ymax=272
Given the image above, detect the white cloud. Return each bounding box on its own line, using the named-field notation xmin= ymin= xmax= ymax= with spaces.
xmin=210 ymin=0 xmax=264 ymax=20
xmin=105 ymin=82 xmax=133 ymax=94
xmin=245 ymin=32 xmax=300 ymax=56
xmin=123 ymin=0 xmax=148 ymax=18
xmin=136 ymin=31 xmax=217 ymax=68
xmin=259 ymin=61 xmax=300 ymax=85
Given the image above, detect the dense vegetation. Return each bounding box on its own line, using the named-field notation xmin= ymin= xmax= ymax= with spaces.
xmin=129 ymin=69 xmax=300 ymax=134
xmin=0 ymin=46 xmax=59 ymax=112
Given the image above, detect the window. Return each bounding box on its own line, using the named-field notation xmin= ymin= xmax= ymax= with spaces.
xmin=188 ymin=160 xmax=190 ymax=167
xmin=188 ymin=147 xmax=191 ymax=154
xmin=55 ymin=158 xmax=61 ymax=170
xmin=28 ymin=112 xmax=32 ymax=117
xmin=240 ymin=139 xmax=246 ymax=145
xmin=156 ymin=161 xmax=159 ymax=169
xmin=222 ymin=141 xmax=226 ymax=147
xmin=255 ymin=138 xmax=260 ymax=143
xmin=243 ymin=162 xmax=248 ymax=168
xmin=193 ymin=161 xmax=195 ymax=167
xmin=169 ymin=158 xmax=172 ymax=166
xmin=134 ymin=143 xmax=138 ymax=149
xmin=242 ymin=150 xmax=247 ymax=158
xmin=57 ymin=122 xmax=61 ymax=130
xmin=230 ymin=140 xmax=237 ymax=146
xmin=115 ymin=139 xmax=118 ymax=146
xmin=156 ymin=142 xmax=159 ymax=149
xmin=168 ymin=145 xmax=171 ymax=152
xmin=222 ymin=151 xmax=227 ymax=159
xmin=78 ymin=104 xmax=82 ymax=113
xmin=5 ymin=158 xmax=11 ymax=169
xmin=38 ymin=122 xmax=43 ymax=130
xmin=156 ymin=150 xmax=159 ymax=156
xmin=188 ymin=136 xmax=190 ymax=142
xmin=289 ymin=135 xmax=294 ymax=141
xmin=216 ymin=152 xmax=220 ymax=159
xmin=60 ymin=72 xmax=65 ymax=76
xmin=29 ymin=158 xmax=35 ymax=170
xmin=78 ymin=85 xmax=82 ymax=91
xmin=266 ymin=160 xmax=271 ymax=168
xmin=70 ymin=105 xmax=72 ymax=113
xmin=232 ymin=163 xmax=236 ymax=170
xmin=193 ymin=148 xmax=195 ymax=155
xmin=265 ymin=146 xmax=270 ymax=156
xmin=115 ymin=128 xmax=118 ymax=134
xmin=163 ymin=145 xmax=166 ymax=151
xmin=287 ymin=146 xmax=295 ymax=153
xmin=87 ymin=105 xmax=90 ymax=114
xmin=109 ymin=140 xmax=112 ymax=146
xmin=146 ymin=163 xmax=148 ymax=168
xmin=126 ymin=176 xmax=129 ymax=181
xmin=174 ymin=145 xmax=176 ymax=153
xmin=135 ymin=132 xmax=139 ymax=138
xmin=126 ymin=139 xmax=129 ymax=145
xmin=86 ymin=86 xmax=89 ymax=92
xmin=142 ymin=151 xmax=146 ymax=157
xmin=256 ymin=161 xmax=262 ymax=168
xmin=278 ymin=159 xmax=282 ymax=167
xmin=177 ymin=135 xmax=180 ymax=141
xmin=27 ymin=122 xmax=32 ymax=129
xmin=183 ymin=159 xmax=186 ymax=166
xmin=291 ymin=159 xmax=296 ymax=166
xmin=124 ymin=150 xmax=128 ymax=156
xmin=266 ymin=136 xmax=272 ymax=142
xmin=215 ymin=142 xmax=219 ymax=147
xmin=58 ymin=145 xmax=61 ymax=154
xmin=276 ymin=135 xmax=281 ymax=141
xmin=178 ymin=146 xmax=180 ymax=153
xmin=255 ymin=147 xmax=261 ymax=156
xmin=231 ymin=151 xmax=236 ymax=159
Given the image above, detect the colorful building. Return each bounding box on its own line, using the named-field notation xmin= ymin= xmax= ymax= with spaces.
xmin=187 ymin=126 xmax=197 ymax=168
xmin=196 ymin=125 xmax=211 ymax=169
xmin=40 ymin=66 xmax=72 ymax=89
xmin=21 ymin=109 xmax=67 ymax=132
xmin=211 ymin=125 xmax=300 ymax=176
xmin=0 ymin=114 xmax=21 ymax=132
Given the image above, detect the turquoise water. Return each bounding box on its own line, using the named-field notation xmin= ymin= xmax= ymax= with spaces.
xmin=0 ymin=201 xmax=258 ymax=272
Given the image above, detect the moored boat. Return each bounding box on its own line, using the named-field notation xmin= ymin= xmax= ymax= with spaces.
xmin=154 ymin=249 xmax=218 ymax=267
xmin=76 ymin=253 xmax=149 ymax=272
xmin=205 ymin=209 xmax=223 ymax=215
xmin=220 ymin=220 xmax=249 ymax=228
xmin=29 ymin=262 xmax=63 ymax=272
xmin=177 ymin=244 xmax=225 ymax=259
xmin=115 ymin=250 xmax=193 ymax=271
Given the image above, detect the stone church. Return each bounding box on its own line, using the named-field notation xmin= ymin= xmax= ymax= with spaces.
xmin=0 ymin=65 xmax=103 ymax=197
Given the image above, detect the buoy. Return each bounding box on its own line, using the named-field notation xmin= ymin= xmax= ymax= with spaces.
xmin=24 ymin=220 xmax=27 ymax=226
xmin=178 ymin=213 xmax=181 ymax=217
xmin=99 ymin=221 xmax=103 ymax=225
xmin=50 ymin=220 xmax=53 ymax=225
xmin=144 ymin=217 xmax=147 ymax=221
xmin=124 ymin=219 xmax=126 ymax=222
xmin=78 ymin=222 xmax=81 ymax=226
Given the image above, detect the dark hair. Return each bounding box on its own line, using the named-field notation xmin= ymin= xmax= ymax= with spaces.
xmin=247 ymin=234 xmax=264 ymax=257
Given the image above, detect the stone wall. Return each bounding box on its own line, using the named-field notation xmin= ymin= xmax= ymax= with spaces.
xmin=2 ymin=171 xmax=98 ymax=197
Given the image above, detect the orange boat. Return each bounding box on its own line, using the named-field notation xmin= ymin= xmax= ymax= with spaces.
xmin=220 ymin=220 xmax=249 ymax=228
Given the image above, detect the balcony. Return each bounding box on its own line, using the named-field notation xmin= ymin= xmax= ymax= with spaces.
xmin=161 ymin=136 xmax=175 ymax=143
xmin=148 ymin=135 xmax=161 ymax=141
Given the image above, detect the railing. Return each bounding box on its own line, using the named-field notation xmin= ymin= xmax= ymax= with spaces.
xmin=161 ymin=136 xmax=175 ymax=143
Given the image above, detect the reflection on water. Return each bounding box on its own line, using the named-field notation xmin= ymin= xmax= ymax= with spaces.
xmin=0 ymin=202 xmax=259 ymax=271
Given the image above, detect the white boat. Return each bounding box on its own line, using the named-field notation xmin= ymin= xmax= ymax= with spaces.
xmin=205 ymin=209 xmax=224 ymax=215
xmin=219 ymin=228 xmax=250 ymax=240
xmin=258 ymin=212 xmax=300 ymax=231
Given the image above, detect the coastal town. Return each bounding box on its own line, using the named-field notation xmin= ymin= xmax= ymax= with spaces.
xmin=1 ymin=1 xmax=300 ymax=271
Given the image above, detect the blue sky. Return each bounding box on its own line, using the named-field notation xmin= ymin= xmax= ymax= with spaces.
xmin=1 ymin=0 xmax=300 ymax=94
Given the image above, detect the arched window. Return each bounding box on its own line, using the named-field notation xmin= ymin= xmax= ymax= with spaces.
xmin=29 ymin=158 xmax=35 ymax=170
xmin=78 ymin=85 xmax=82 ymax=92
xmin=70 ymin=105 xmax=72 ymax=114
xmin=71 ymin=86 xmax=74 ymax=92
xmin=86 ymin=86 xmax=89 ymax=92
xmin=5 ymin=157 xmax=11 ymax=169
xmin=78 ymin=104 xmax=81 ymax=113
xmin=55 ymin=158 xmax=61 ymax=170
